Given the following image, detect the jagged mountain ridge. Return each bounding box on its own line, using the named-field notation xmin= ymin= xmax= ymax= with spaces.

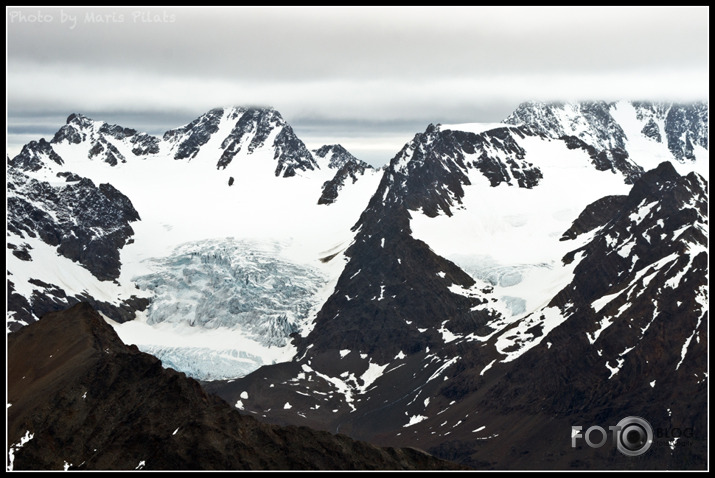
xmin=163 ymin=106 xmax=319 ymax=177
xmin=6 ymin=164 xmax=149 ymax=331
xmin=314 ymin=144 xmax=376 ymax=205
xmin=6 ymin=100 xmax=708 ymax=470
xmin=6 ymin=105 xmax=382 ymax=386
xmin=6 ymin=106 xmax=381 ymax=331
xmin=211 ymin=161 xmax=707 ymax=467
xmin=503 ymin=100 xmax=708 ymax=182
xmin=52 ymin=112 xmax=161 ymax=164
xmin=388 ymin=123 xmax=543 ymax=217
xmin=7 ymin=168 xmax=140 ymax=282
xmin=411 ymin=161 xmax=708 ymax=469
xmin=206 ymin=102 xmax=707 ymax=469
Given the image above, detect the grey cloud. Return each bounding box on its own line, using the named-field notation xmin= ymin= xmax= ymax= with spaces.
xmin=7 ymin=7 xmax=708 ymax=82
xmin=6 ymin=6 xmax=709 ymax=166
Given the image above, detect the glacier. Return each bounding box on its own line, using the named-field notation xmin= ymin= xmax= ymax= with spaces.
xmin=114 ymin=238 xmax=329 ymax=381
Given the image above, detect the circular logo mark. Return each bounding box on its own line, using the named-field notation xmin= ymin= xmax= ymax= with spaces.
xmin=615 ymin=416 xmax=653 ymax=456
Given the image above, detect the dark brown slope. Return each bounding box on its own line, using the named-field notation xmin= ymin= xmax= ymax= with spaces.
xmin=6 ymin=302 xmax=465 ymax=471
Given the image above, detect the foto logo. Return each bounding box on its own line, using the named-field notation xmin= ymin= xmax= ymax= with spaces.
xmin=572 ymin=416 xmax=653 ymax=457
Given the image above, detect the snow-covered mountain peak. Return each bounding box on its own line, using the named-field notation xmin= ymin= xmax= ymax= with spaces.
xmin=7 ymin=98 xmax=709 ymax=469
xmin=312 ymin=144 xmax=378 ymax=206
xmin=313 ymin=144 xmax=370 ymax=170
xmin=6 ymin=104 xmax=383 ymax=336
xmin=46 ymin=111 xmax=162 ymax=167
xmin=8 ymin=138 xmax=65 ymax=173
xmin=383 ymin=121 xmax=543 ymax=218
xmin=64 ymin=112 xmax=96 ymax=129
xmin=504 ymin=100 xmax=709 ymax=183
xmin=161 ymin=105 xmax=318 ymax=177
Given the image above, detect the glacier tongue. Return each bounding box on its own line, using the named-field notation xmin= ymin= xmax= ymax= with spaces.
xmin=139 ymin=345 xmax=273 ymax=382
xmin=116 ymin=238 xmax=328 ymax=381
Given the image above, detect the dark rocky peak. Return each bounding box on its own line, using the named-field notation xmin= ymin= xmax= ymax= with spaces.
xmin=217 ymin=107 xmax=278 ymax=167
xmin=627 ymin=160 xmax=687 ymax=202
xmin=604 ymin=161 xmax=708 ymax=245
xmin=8 ymin=138 xmax=64 ymax=172
xmin=64 ymin=112 xmax=95 ymax=132
xmin=664 ymin=103 xmax=708 ymax=161
xmin=504 ymin=101 xmax=644 ymax=183
xmin=453 ymin=162 xmax=708 ymax=469
xmin=7 ymin=169 xmax=140 ymax=283
xmin=385 ymin=123 xmax=541 ymax=217
xmin=630 ymin=101 xmax=708 ymax=161
xmin=163 ymin=107 xmax=227 ymax=160
xmin=217 ymin=106 xmax=318 ymax=177
xmin=51 ymin=113 xmax=160 ymax=159
xmin=271 ymin=122 xmax=318 ymax=177
xmin=301 ymin=125 xmax=508 ymax=362
xmin=560 ymin=161 xmax=707 ymax=299
xmin=316 ymin=145 xmax=374 ymax=205
xmin=313 ymin=144 xmax=371 ymax=170
xmin=7 ymin=302 xmax=464 ymax=470
xmin=51 ymin=113 xmax=102 ymax=145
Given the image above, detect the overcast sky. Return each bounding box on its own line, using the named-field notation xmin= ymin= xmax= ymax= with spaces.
xmin=6 ymin=6 xmax=709 ymax=166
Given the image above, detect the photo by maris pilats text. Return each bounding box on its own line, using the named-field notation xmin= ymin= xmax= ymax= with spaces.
xmin=8 ymin=9 xmax=177 ymax=30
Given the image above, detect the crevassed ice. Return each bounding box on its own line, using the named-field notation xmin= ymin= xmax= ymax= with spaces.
xmin=134 ymin=238 xmax=326 ymax=345
xmin=122 ymin=238 xmax=328 ymax=381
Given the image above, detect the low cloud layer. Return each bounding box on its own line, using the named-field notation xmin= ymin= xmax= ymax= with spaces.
xmin=7 ymin=6 xmax=709 ymax=166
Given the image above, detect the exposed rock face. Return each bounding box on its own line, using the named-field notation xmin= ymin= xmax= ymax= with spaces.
xmin=6 ymin=101 xmax=709 ymax=470
xmin=641 ymin=118 xmax=662 ymax=142
xmin=631 ymin=101 xmax=708 ymax=161
xmin=505 ymin=101 xmax=645 ymax=182
xmin=164 ymin=106 xmax=318 ymax=176
xmin=163 ymin=107 xmax=224 ymax=160
xmin=88 ymin=136 xmax=125 ymax=166
xmin=269 ymin=116 xmax=319 ymax=177
xmin=7 ymin=168 xmax=140 ymax=282
xmin=424 ymin=163 xmax=706 ymax=469
xmin=6 ymin=156 xmax=146 ymax=330
xmin=10 ymin=138 xmax=65 ymax=172
xmin=505 ymin=101 xmax=628 ymax=150
xmin=438 ymin=162 xmax=708 ymax=469
xmin=7 ymin=303 xmax=465 ymax=471
xmin=52 ymin=113 xmax=161 ymax=160
xmin=389 ymin=124 xmax=542 ymax=217
xmin=502 ymin=101 xmax=707 ymax=184
xmin=315 ymin=144 xmax=374 ymax=205
xmin=663 ymin=104 xmax=709 ymax=161
xmin=209 ymin=152 xmax=707 ymax=470
xmin=314 ymin=144 xmax=364 ymax=170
